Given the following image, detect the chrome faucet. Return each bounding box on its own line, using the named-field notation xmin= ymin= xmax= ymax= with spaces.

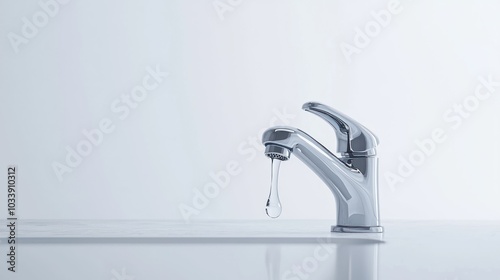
xmin=262 ymin=102 xmax=383 ymax=233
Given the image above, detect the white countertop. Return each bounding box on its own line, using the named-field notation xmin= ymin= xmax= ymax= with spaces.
xmin=1 ymin=220 xmax=499 ymax=280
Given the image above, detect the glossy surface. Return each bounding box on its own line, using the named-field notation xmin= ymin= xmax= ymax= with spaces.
xmin=1 ymin=221 xmax=499 ymax=280
xmin=302 ymin=102 xmax=379 ymax=156
xmin=262 ymin=102 xmax=382 ymax=231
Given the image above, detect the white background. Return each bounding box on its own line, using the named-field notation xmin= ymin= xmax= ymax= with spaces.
xmin=1 ymin=0 xmax=499 ymax=222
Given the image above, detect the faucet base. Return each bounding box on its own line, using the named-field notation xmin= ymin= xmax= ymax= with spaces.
xmin=332 ymin=225 xmax=384 ymax=233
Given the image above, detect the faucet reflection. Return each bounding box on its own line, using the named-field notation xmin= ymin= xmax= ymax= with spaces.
xmin=265 ymin=238 xmax=381 ymax=280
xmin=265 ymin=244 xmax=282 ymax=280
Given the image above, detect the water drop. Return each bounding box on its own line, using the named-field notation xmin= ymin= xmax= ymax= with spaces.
xmin=266 ymin=158 xmax=282 ymax=218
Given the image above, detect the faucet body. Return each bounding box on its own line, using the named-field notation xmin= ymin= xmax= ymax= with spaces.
xmin=262 ymin=102 xmax=383 ymax=233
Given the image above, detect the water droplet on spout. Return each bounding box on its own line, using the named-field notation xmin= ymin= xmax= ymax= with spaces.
xmin=266 ymin=158 xmax=282 ymax=218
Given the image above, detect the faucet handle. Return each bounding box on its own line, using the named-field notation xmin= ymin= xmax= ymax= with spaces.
xmin=302 ymin=102 xmax=379 ymax=156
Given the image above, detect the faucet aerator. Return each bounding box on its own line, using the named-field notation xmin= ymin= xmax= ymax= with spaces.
xmin=265 ymin=145 xmax=291 ymax=161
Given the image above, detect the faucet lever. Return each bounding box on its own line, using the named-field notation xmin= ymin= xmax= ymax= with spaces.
xmin=302 ymin=102 xmax=379 ymax=156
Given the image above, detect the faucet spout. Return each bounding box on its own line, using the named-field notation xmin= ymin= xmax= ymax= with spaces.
xmin=262 ymin=103 xmax=383 ymax=233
